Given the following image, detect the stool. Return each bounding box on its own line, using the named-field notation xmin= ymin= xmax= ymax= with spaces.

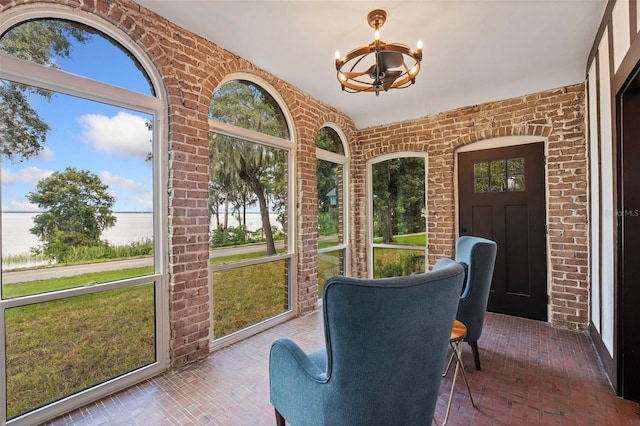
xmin=434 ymin=320 xmax=475 ymax=426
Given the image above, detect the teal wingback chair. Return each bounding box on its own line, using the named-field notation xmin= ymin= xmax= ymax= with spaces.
xmin=269 ymin=260 xmax=465 ymax=426
xmin=450 ymin=236 xmax=497 ymax=371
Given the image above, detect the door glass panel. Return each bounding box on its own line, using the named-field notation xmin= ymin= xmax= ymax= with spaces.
xmin=5 ymin=282 xmax=156 ymax=420
xmin=507 ymin=158 xmax=525 ymax=191
xmin=473 ymin=157 xmax=525 ymax=193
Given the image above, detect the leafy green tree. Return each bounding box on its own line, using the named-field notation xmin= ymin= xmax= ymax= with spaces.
xmin=0 ymin=19 xmax=88 ymax=161
xmin=209 ymin=81 xmax=288 ymax=255
xmin=28 ymin=167 xmax=116 ymax=261
xmin=372 ymin=157 xmax=426 ymax=243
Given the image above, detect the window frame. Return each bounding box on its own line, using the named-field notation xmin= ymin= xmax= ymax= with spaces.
xmin=315 ymin=124 xmax=350 ymax=294
xmin=0 ymin=8 xmax=168 ymax=426
xmin=367 ymin=152 xmax=428 ymax=278
xmin=208 ymin=73 xmax=297 ymax=352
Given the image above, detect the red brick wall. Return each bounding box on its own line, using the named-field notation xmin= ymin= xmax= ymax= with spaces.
xmin=1 ymin=1 xmax=588 ymax=376
xmin=354 ymin=85 xmax=589 ymax=330
xmin=1 ymin=0 xmax=357 ymax=368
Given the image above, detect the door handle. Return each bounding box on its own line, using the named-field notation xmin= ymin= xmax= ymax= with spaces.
xmin=460 ymin=227 xmax=468 ymax=234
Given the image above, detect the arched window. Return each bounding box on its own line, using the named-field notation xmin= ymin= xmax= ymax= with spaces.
xmin=316 ymin=126 xmax=348 ymax=297
xmin=369 ymin=154 xmax=427 ymax=277
xmin=208 ymin=78 xmax=295 ymax=347
xmin=0 ymin=15 xmax=166 ymax=424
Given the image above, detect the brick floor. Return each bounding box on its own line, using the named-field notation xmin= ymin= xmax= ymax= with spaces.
xmin=46 ymin=312 xmax=640 ymax=425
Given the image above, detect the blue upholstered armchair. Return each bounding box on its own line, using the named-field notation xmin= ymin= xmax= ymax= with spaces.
xmin=269 ymin=260 xmax=465 ymax=426
xmin=451 ymin=236 xmax=497 ymax=371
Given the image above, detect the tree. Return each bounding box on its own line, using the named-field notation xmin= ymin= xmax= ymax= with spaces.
xmin=0 ymin=19 xmax=88 ymax=161
xmin=28 ymin=167 xmax=116 ymax=261
xmin=372 ymin=157 xmax=426 ymax=243
xmin=209 ymin=81 xmax=288 ymax=255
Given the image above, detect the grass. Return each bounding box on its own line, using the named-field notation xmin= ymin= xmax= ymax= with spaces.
xmin=4 ymin=275 xmax=155 ymax=420
xmin=3 ymin=267 xmax=153 ymax=298
xmin=212 ymin=260 xmax=288 ymax=338
xmin=4 ymin=235 xmax=424 ymax=419
xmin=373 ymin=233 xmax=427 ymax=245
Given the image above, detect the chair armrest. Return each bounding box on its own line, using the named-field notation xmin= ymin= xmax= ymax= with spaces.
xmin=270 ymin=338 xmax=327 ymax=383
xmin=269 ymin=339 xmax=328 ymax=424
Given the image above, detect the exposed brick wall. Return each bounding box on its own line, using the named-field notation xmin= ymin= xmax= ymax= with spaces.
xmin=355 ymin=85 xmax=589 ymax=330
xmin=1 ymin=0 xmax=357 ymax=368
xmin=1 ymin=1 xmax=588 ymax=378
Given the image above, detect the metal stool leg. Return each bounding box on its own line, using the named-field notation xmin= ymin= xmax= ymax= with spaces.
xmin=433 ymin=340 xmax=475 ymax=426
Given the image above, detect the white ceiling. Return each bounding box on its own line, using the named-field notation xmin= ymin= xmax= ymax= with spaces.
xmin=135 ymin=0 xmax=607 ymax=129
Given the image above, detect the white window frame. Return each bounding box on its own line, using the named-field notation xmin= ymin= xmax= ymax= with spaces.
xmin=316 ymin=123 xmax=350 ymax=290
xmin=0 ymin=8 xmax=168 ymax=425
xmin=208 ymin=73 xmax=297 ymax=352
xmin=367 ymin=152 xmax=428 ymax=278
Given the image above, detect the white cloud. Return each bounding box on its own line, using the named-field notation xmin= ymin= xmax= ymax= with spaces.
xmin=36 ymin=146 xmax=55 ymax=162
xmin=79 ymin=111 xmax=151 ymax=159
xmin=3 ymin=199 xmax=40 ymax=212
xmin=100 ymin=170 xmax=153 ymax=210
xmin=1 ymin=167 xmax=53 ymax=185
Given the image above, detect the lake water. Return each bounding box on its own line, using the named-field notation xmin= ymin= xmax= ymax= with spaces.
xmin=1 ymin=211 xmax=279 ymax=257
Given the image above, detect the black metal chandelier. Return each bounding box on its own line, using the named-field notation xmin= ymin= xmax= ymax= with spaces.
xmin=335 ymin=9 xmax=422 ymax=96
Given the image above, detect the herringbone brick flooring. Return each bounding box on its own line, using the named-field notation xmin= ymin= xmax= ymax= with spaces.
xmin=47 ymin=312 xmax=640 ymax=425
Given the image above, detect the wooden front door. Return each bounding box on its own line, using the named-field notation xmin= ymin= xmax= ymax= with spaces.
xmin=617 ymin=88 xmax=640 ymax=402
xmin=458 ymin=143 xmax=547 ymax=320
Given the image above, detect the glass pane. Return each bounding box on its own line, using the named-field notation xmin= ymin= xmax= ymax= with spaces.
xmin=372 ymin=157 xmax=426 ymax=244
xmin=490 ymin=176 xmax=506 ymax=192
xmin=490 ymin=160 xmax=506 ymax=177
xmin=209 ymin=133 xmax=288 ymax=264
xmin=315 ymin=127 xmax=344 ymax=155
xmin=5 ymin=282 xmax=156 ymax=419
xmin=212 ymin=260 xmax=289 ymax=339
xmin=373 ymin=248 xmax=425 ymax=278
xmin=317 ymin=160 xmax=343 ymax=245
xmin=318 ymin=249 xmax=344 ymax=297
xmin=474 ymin=162 xmax=489 ymax=178
xmin=210 ymin=80 xmax=289 ymax=139
xmin=508 ymin=174 xmax=525 ymax=191
xmin=507 ymin=158 xmax=525 ymax=175
xmin=475 ymin=178 xmax=489 ymax=193
xmin=0 ymin=19 xmax=153 ymax=95
xmin=1 ymin=86 xmax=154 ymax=298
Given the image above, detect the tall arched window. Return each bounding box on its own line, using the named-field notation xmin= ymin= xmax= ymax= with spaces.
xmin=208 ymin=78 xmax=295 ymax=348
xmin=369 ymin=154 xmax=427 ymax=278
xmin=316 ymin=126 xmax=349 ymax=297
xmin=0 ymin=15 xmax=166 ymax=425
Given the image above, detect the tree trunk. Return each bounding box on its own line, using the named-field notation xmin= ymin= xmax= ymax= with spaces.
xmin=250 ymin=179 xmax=276 ymax=255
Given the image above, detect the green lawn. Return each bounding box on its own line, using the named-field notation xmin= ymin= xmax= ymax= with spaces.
xmin=4 ymin=274 xmax=155 ymax=419
xmin=4 ymin=237 xmax=424 ymax=419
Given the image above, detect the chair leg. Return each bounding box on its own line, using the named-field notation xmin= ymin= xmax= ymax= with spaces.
xmin=469 ymin=341 xmax=481 ymax=371
xmin=275 ymin=408 xmax=285 ymax=426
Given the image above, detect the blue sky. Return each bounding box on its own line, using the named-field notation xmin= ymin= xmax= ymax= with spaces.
xmin=2 ymin=27 xmax=154 ymax=212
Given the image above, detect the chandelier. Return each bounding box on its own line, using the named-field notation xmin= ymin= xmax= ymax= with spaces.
xmin=335 ymin=9 xmax=422 ymax=96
